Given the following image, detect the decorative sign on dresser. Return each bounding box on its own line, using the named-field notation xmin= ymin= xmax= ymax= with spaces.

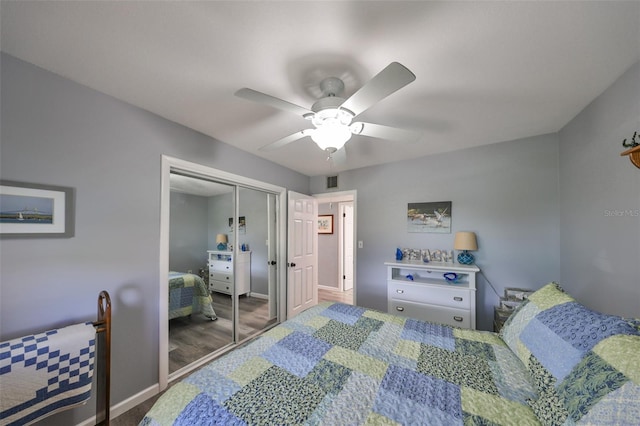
xmin=385 ymin=260 xmax=480 ymax=329
xmin=208 ymin=250 xmax=251 ymax=296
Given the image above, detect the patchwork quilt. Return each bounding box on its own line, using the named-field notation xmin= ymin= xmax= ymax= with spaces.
xmin=141 ymin=302 xmax=540 ymax=425
xmin=0 ymin=323 xmax=96 ymax=426
xmin=500 ymin=282 xmax=640 ymax=425
xmin=169 ymin=272 xmax=217 ymax=320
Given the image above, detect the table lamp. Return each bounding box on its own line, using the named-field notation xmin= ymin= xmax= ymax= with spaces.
xmin=216 ymin=234 xmax=228 ymax=250
xmin=454 ymin=231 xmax=477 ymax=265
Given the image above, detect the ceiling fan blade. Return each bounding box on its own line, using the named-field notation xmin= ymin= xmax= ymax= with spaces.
xmin=339 ymin=62 xmax=416 ymax=117
xmin=259 ymin=129 xmax=313 ymax=151
xmin=352 ymin=122 xmax=421 ymax=143
xmin=235 ymin=88 xmax=313 ymax=117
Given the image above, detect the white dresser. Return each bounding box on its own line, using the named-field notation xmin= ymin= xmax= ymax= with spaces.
xmin=208 ymin=250 xmax=251 ymax=296
xmin=385 ymin=260 xmax=479 ymax=329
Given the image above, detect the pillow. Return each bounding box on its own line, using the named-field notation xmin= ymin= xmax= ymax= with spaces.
xmin=499 ymin=282 xmax=640 ymax=425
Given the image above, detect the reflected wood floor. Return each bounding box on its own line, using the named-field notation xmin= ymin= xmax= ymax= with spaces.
xmin=112 ymin=288 xmax=353 ymax=425
xmin=169 ymin=293 xmax=275 ymax=374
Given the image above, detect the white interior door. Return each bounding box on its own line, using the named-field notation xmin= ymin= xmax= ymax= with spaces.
xmin=287 ymin=191 xmax=318 ymax=318
xmin=340 ymin=202 xmax=354 ymax=291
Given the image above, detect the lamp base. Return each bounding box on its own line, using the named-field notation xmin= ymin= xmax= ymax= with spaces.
xmin=217 ymin=243 xmax=227 ymax=251
xmin=457 ymin=251 xmax=475 ymax=265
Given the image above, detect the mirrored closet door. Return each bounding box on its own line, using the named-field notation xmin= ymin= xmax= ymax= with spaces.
xmin=236 ymin=187 xmax=279 ymax=341
xmin=166 ymin=170 xmax=280 ymax=379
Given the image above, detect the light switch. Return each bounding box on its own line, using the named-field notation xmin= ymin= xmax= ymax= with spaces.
xmin=358 ymin=241 xmax=363 ymax=248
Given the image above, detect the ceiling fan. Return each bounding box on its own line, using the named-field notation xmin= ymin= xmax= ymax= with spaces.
xmin=235 ymin=62 xmax=421 ymax=155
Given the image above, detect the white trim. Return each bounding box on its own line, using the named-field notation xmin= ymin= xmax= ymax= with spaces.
xmin=248 ymin=292 xmax=269 ymax=300
xmin=318 ymin=284 xmax=342 ymax=291
xmin=159 ymin=156 xmax=171 ymax=390
xmin=77 ymin=384 xmax=159 ymax=426
xmin=312 ymin=190 xmax=356 ymax=203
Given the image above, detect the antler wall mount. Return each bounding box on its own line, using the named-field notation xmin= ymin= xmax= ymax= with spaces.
xmin=621 ymin=131 xmax=640 ymax=169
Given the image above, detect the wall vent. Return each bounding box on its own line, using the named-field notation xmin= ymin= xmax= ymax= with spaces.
xmin=326 ymin=175 xmax=338 ymax=189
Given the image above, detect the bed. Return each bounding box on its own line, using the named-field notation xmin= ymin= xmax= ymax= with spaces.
xmin=141 ymin=282 xmax=639 ymax=425
xmin=169 ymin=272 xmax=217 ymax=321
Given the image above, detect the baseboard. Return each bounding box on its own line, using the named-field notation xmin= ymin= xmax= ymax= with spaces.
xmin=76 ymin=383 xmax=160 ymax=426
xmin=248 ymin=292 xmax=268 ymax=300
xmin=318 ymin=284 xmax=342 ymax=291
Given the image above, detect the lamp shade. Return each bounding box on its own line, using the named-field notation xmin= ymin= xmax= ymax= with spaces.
xmin=454 ymin=232 xmax=477 ymax=251
xmin=216 ymin=234 xmax=228 ymax=244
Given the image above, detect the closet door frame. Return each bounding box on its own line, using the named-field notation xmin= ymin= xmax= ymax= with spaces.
xmin=159 ymin=155 xmax=287 ymax=390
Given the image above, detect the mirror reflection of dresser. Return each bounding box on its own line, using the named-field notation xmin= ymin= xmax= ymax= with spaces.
xmin=207 ymin=250 xmax=250 ymax=296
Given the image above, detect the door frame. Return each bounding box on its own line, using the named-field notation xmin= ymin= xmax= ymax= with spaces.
xmin=313 ymin=190 xmax=357 ymax=305
xmin=339 ymin=201 xmax=354 ymax=292
xmin=159 ymin=155 xmax=288 ymax=390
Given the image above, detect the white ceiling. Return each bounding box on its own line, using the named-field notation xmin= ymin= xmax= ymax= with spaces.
xmin=2 ymin=1 xmax=639 ymax=177
xmin=170 ymin=173 xmax=233 ymax=197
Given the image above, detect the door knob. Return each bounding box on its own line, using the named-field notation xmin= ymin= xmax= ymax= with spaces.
xmin=268 ymin=261 xmax=276 ymax=265
xmin=288 ymin=262 xmax=296 ymax=267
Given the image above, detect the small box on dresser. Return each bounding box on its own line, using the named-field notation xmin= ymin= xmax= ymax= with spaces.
xmin=385 ymin=260 xmax=480 ymax=329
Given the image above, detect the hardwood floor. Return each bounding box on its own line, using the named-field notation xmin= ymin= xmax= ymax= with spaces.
xmin=319 ymin=287 xmax=353 ymax=304
xmin=112 ymin=288 xmax=353 ymax=425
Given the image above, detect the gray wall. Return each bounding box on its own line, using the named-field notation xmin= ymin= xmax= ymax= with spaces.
xmin=312 ymin=134 xmax=562 ymax=331
xmin=0 ymin=53 xmax=308 ymax=425
xmin=169 ymin=192 xmax=209 ymax=273
xmin=559 ymin=61 xmax=640 ymax=318
xmin=207 ymin=192 xmax=234 ymax=249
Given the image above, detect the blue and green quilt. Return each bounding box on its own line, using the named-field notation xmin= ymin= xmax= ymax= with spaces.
xmin=168 ymin=272 xmax=216 ymax=320
xmin=141 ymin=302 xmax=540 ymax=425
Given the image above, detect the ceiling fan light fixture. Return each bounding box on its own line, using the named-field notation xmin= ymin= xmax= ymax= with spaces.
xmin=310 ymin=122 xmax=351 ymax=151
xmin=311 ymin=107 xmax=353 ymax=127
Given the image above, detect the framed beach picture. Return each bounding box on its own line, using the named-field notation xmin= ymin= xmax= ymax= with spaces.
xmin=228 ymin=216 xmax=246 ymax=234
xmin=407 ymin=201 xmax=452 ymax=233
xmin=0 ymin=180 xmax=75 ymax=238
xmin=318 ymin=215 xmax=333 ymax=234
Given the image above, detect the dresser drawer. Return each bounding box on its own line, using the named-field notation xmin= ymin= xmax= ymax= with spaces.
xmin=388 ymin=282 xmax=471 ymax=309
xmin=210 ymin=279 xmax=232 ymax=294
xmin=210 ymin=271 xmax=233 ymax=283
xmin=209 ymin=260 xmax=233 ymax=272
xmin=389 ymin=299 xmax=471 ymax=328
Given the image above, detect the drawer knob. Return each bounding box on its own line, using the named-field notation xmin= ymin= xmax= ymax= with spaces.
xmin=453 ymin=316 xmax=463 ymax=322
xmin=396 ymin=289 xmax=404 ymax=294
xmin=453 ymin=296 xmax=463 ymax=302
xmin=396 ymin=306 xmax=405 ymax=312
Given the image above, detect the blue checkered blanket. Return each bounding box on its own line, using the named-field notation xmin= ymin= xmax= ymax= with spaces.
xmin=0 ymin=323 xmax=96 ymax=426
